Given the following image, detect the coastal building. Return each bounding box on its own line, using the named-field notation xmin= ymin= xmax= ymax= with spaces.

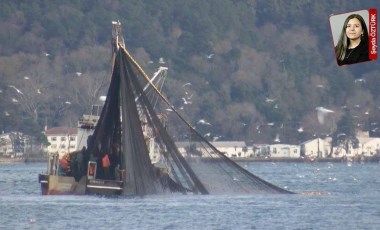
xmin=300 ymin=138 xmax=330 ymax=158
xmin=175 ymin=141 xmax=253 ymax=158
xmin=356 ymin=137 xmax=380 ymax=157
xmin=0 ymin=132 xmax=25 ymax=157
xmin=269 ymin=144 xmax=300 ymax=158
xmin=44 ymin=127 xmax=78 ymax=157
xmin=210 ymin=141 xmax=252 ymax=158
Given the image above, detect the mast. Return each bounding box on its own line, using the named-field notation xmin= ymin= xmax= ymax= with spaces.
xmin=111 ymin=21 xmax=125 ymax=73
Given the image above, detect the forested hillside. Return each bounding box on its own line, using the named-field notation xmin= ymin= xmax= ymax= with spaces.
xmin=0 ymin=0 xmax=378 ymax=144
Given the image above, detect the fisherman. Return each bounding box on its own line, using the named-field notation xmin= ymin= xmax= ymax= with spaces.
xmin=110 ymin=143 xmax=121 ymax=179
xmin=59 ymin=155 xmax=69 ymax=176
xmin=102 ymin=153 xmax=111 ymax=179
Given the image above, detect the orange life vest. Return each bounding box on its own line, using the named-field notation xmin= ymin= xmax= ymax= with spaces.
xmin=102 ymin=154 xmax=110 ymax=168
xmin=59 ymin=158 xmax=68 ymax=169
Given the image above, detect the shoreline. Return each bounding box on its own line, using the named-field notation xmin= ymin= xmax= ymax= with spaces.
xmin=0 ymin=156 xmax=47 ymax=163
xmin=232 ymin=156 xmax=380 ymax=163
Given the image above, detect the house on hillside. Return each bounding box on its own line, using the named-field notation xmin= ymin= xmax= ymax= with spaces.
xmin=44 ymin=127 xmax=77 ymax=157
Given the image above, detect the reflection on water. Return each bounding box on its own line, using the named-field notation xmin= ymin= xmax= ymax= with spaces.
xmin=1 ymin=162 xmax=379 ymax=229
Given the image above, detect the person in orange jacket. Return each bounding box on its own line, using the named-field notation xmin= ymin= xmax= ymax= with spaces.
xmin=102 ymin=154 xmax=111 ymax=179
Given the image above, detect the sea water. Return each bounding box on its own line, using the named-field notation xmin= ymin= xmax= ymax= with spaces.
xmin=0 ymin=162 xmax=379 ymax=230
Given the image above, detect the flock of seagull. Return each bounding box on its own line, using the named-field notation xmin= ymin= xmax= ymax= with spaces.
xmin=3 ymin=50 xmax=374 ymax=142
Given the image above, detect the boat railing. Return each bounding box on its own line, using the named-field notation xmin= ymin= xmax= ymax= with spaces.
xmin=47 ymin=152 xmax=59 ymax=175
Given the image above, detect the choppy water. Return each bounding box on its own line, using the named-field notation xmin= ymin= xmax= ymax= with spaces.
xmin=1 ymin=162 xmax=379 ymax=230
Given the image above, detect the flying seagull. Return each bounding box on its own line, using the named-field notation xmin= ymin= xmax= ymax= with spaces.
xmin=197 ymin=119 xmax=211 ymax=125
xmin=9 ymin=85 xmax=23 ymax=95
xmin=206 ymin=53 xmax=214 ymax=59
xmin=316 ymin=106 xmax=334 ymax=124
xmin=182 ymin=97 xmax=192 ymax=105
xmin=99 ymin=96 xmax=107 ymax=102
xmin=274 ymin=134 xmax=280 ymax=143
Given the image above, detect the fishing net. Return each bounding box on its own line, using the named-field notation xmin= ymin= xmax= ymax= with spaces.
xmin=84 ymin=43 xmax=293 ymax=196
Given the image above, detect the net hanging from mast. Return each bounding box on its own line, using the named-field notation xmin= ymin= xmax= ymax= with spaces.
xmin=84 ymin=24 xmax=294 ymax=196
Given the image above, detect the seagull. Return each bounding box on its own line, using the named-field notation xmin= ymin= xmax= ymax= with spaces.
xmin=99 ymin=96 xmax=107 ymax=102
xmin=316 ymin=84 xmax=324 ymax=88
xmin=316 ymin=106 xmax=334 ymax=124
xmin=65 ymin=101 xmax=71 ymax=105
xmin=158 ymin=57 xmax=165 ymax=64
xmin=24 ymin=76 xmax=30 ymax=80
xmin=9 ymin=85 xmax=23 ymax=95
xmin=337 ymin=133 xmax=346 ymax=138
xmin=206 ymin=53 xmax=214 ymax=59
xmin=4 ymin=111 xmax=10 ymax=116
xmin=197 ymin=119 xmax=211 ymax=125
xmin=354 ymin=78 xmax=365 ymax=83
xmin=43 ymin=52 xmax=50 ymax=57
xmin=297 ymin=127 xmax=304 ymax=133
xmin=212 ymin=136 xmax=221 ymax=141
xmin=75 ymin=72 xmax=82 ymax=76
xmin=267 ymin=122 xmax=274 ymax=126
xmin=265 ymin=97 xmax=275 ymax=103
xmin=274 ymin=134 xmax=280 ymax=143
xmin=182 ymin=83 xmax=191 ymax=87
xmin=12 ymin=98 xmax=18 ymax=103
xmin=182 ymin=97 xmax=192 ymax=105
xmin=165 ymin=108 xmax=173 ymax=112
xmin=37 ymin=89 xmax=42 ymax=94
xmin=204 ymin=133 xmax=211 ymax=137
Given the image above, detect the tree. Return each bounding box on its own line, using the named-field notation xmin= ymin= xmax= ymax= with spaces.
xmin=332 ymin=112 xmax=359 ymax=155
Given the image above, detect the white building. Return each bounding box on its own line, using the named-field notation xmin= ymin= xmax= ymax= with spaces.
xmin=300 ymin=138 xmax=330 ymax=158
xmin=269 ymin=144 xmax=300 ymax=158
xmin=0 ymin=132 xmax=25 ymax=157
xmin=210 ymin=141 xmax=252 ymax=158
xmin=45 ymin=127 xmax=78 ymax=157
xmin=175 ymin=141 xmax=252 ymax=158
xmin=356 ymin=137 xmax=380 ymax=157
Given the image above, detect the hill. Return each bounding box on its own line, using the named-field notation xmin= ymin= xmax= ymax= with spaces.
xmin=0 ymin=0 xmax=378 ymax=144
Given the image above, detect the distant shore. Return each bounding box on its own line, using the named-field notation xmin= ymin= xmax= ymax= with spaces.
xmin=232 ymin=156 xmax=380 ymax=163
xmin=0 ymin=155 xmax=47 ymax=163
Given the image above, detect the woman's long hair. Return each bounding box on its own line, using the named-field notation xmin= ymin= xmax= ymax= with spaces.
xmin=335 ymin=14 xmax=369 ymax=61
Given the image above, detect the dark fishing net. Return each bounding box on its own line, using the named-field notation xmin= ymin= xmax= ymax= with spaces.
xmin=85 ymin=46 xmax=293 ymax=196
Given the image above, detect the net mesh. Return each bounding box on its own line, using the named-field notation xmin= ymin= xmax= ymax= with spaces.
xmin=85 ymin=46 xmax=293 ymax=196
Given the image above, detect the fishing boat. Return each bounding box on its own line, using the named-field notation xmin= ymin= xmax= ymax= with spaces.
xmin=39 ymin=21 xmax=293 ymax=196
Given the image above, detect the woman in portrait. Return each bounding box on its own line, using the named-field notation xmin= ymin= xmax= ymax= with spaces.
xmin=335 ymin=14 xmax=369 ymax=66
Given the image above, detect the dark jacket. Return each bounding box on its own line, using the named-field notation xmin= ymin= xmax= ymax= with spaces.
xmin=337 ymin=41 xmax=369 ymax=66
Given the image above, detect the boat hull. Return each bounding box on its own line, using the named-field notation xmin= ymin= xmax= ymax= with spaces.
xmin=38 ymin=173 xmax=123 ymax=196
